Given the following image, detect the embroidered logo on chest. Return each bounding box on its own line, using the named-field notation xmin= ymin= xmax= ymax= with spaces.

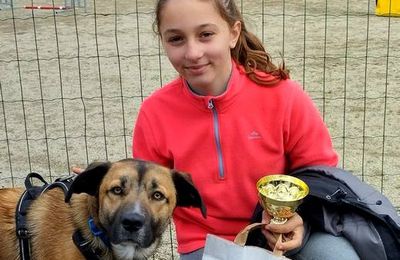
xmin=248 ymin=130 xmax=262 ymax=140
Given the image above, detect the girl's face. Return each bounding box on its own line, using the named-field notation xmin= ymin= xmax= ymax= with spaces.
xmin=159 ymin=0 xmax=240 ymax=96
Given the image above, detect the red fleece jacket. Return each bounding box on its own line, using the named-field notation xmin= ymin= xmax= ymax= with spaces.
xmin=132 ymin=61 xmax=338 ymax=253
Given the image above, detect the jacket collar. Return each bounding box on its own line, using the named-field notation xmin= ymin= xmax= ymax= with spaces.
xmin=181 ymin=60 xmax=246 ymax=112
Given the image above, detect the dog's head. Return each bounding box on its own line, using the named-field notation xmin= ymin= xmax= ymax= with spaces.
xmin=65 ymin=158 xmax=206 ymax=259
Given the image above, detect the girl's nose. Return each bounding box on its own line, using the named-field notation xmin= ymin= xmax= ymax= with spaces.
xmin=185 ymin=40 xmax=203 ymax=61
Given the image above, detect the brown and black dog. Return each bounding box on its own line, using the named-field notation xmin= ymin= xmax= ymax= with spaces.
xmin=0 ymin=158 xmax=206 ymax=260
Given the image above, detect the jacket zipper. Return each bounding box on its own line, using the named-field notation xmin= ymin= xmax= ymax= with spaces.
xmin=208 ymin=99 xmax=225 ymax=179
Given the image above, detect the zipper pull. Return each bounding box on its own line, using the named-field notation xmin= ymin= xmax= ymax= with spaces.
xmin=326 ymin=188 xmax=347 ymax=200
xmin=208 ymin=99 xmax=214 ymax=109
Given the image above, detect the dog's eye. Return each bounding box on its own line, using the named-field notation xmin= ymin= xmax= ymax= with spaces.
xmin=152 ymin=191 xmax=165 ymax=201
xmin=111 ymin=186 xmax=123 ymax=195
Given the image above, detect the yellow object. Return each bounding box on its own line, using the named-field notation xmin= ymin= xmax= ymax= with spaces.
xmin=376 ymin=0 xmax=400 ymax=17
xmin=256 ymin=175 xmax=309 ymax=224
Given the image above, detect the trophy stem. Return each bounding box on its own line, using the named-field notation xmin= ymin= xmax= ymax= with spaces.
xmin=271 ymin=217 xmax=287 ymax=225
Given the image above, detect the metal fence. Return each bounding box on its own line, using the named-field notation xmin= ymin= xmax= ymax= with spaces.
xmin=0 ymin=0 xmax=399 ymax=258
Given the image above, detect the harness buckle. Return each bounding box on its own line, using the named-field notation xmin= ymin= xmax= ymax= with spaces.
xmin=17 ymin=228 xmax=30 ymax=239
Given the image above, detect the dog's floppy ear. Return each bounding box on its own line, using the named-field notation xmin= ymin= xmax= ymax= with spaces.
xmin=172 ymin=170 xmax=207 ymax=218
xmin=65 ymin=161 xmax=112 ymax=202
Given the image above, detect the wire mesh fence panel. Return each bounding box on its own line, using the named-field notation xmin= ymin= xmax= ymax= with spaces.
xmin=0 ymin=0 xmax=399 ymax=258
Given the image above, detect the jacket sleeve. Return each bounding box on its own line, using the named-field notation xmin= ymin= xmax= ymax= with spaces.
xmin=284 ymin=84 xmax=338 ymax=170
xmin=132 ymin=107 xmax=172 ymax=168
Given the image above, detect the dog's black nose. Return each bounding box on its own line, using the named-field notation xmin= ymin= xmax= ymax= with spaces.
xmin=121 ymin=212 xmax=145 ymax=232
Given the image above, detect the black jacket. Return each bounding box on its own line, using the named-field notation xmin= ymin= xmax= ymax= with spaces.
xmin=247 ymin=166 xmax=400 ymax=260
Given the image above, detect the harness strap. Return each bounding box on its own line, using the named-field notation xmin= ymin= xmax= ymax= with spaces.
xmin=16 ymin=172 xmax=49 ymax=260
xmin=41 ymin=175 xmax=75 ymax=195
xmin=16 ymin=190 xmax=32 ymax=260
xmin=72 ymin=230 xmax=102 ymax=260
xmin=16 ymin=173 xmax=76 ymax=260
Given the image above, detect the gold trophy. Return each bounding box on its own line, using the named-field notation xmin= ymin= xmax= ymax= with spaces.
xmin=256 ymin=175 xmax=309 ymax=256
xmin=257 ymin=175 xmax=309 ymax=224
xmin=233 ymin=175 xmax=308 ymax=257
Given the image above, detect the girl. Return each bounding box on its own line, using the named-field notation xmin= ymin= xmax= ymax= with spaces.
xmin=133 ymin=0 xmax=359 ymax=259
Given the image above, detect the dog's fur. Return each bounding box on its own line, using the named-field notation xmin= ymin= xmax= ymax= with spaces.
xmin=0 ymin=158 xmax=206 ymax=260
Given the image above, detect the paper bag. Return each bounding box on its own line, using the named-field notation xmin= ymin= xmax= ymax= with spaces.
xmin=202 ymin=234 xmax=290 ymax=260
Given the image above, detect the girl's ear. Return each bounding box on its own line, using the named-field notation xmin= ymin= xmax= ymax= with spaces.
xmin=230 ymin=21 xmax=242 ymax=49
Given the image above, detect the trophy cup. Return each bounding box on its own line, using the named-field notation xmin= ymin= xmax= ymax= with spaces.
xmin=256 ymin=175 xmax=309 ymax=256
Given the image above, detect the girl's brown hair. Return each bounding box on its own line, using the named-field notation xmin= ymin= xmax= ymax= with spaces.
xmin=154 ymin=0 xmax=290 ymax=86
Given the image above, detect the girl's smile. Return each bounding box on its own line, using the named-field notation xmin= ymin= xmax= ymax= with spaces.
xmin=184 ymin=63 xmax=210 ymax=76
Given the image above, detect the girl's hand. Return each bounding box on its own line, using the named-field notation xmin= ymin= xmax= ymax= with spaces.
xmin=261 ymin=211 xmax=304 ymax=252
xmin=71 ymin=166 xmax=84 ymax=174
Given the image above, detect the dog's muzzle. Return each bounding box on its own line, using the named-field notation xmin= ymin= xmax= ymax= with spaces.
xmin=110 ymin=204 xmax=154 ymax=248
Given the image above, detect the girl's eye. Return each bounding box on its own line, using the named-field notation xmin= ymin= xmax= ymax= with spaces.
xmin=200 ymin=32 xmax=214 ymax=38
xmin=152 ymin=191 xmax=165 ymax=201
xmin=167 ymin=36 xmax=183 ymax=44
xmin=111 ymin=186 xmax=123 ymax=195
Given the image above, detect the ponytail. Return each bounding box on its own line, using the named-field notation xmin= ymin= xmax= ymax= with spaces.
xmin=231 ymin=24 xmax=290 ymax=85
xmin=217 ymin=0 xmax=290 ymax=85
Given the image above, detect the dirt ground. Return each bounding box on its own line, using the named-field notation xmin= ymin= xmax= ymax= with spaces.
xmin=0 ymin=0 xmax=399 ymax=258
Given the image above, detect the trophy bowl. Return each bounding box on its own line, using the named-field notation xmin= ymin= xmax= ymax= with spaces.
xmin=257 ymin=175 xmax=309 ymax=224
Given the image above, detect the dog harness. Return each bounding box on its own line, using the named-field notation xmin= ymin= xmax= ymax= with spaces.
xmin=15 ymin=172 xmax=112 ymax=260
xmin=15 ymin=173 xmax=75 ymax=260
